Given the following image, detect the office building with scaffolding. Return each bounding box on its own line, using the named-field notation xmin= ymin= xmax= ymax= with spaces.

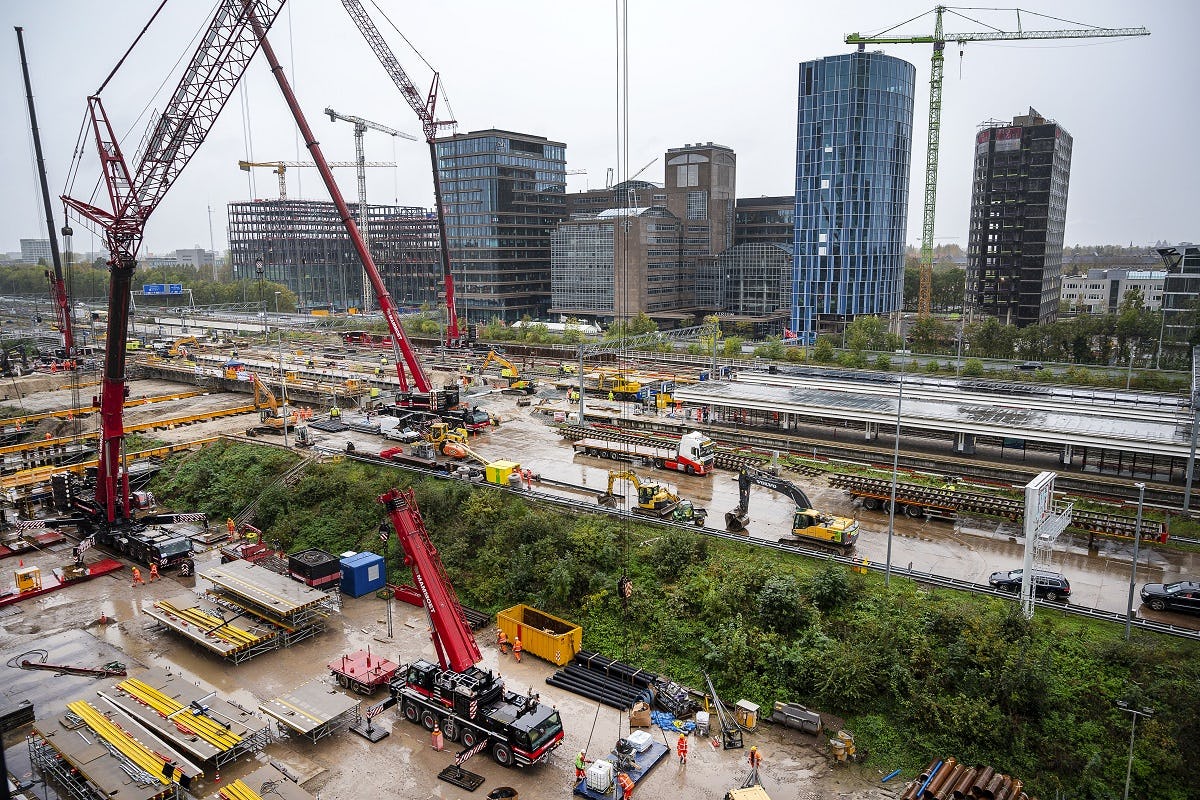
xmin=227 ymin=200 xmax=440 ymax=313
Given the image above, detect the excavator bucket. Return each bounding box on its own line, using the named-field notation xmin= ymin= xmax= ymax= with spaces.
xmin=725 ymin=510 xmax=750 ymax=532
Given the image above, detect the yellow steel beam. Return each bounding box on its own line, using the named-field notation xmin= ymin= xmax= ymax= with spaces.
xmin=0 ymin=404 xmax=255 ymax=456
xmin=0 ymin=438 xmax=219 ymax=491
xmin=0 ymin=390 xmax=208 ymax=429
xmin=117 ymin=677 xmax=242 ymax=750
xmin=66 ymin=700 xmax=192 ymax=784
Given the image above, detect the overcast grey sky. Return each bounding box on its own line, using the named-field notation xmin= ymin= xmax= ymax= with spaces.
xmin=1 ymin=1 xmax=1195 ymax=259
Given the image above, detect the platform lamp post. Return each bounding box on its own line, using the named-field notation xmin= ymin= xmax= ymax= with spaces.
xmin=1124 ymin=482 xmax=1146 ymax=641
xmin=255 ymin=257 xmax=265 ymax=343
xmin=885 ymin=340 xmax=908 ymax=587
xmin=1117 ymin=700 xmax=1153 ymax=800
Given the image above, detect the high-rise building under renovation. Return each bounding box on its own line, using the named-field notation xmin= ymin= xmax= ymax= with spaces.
xmin=966 ymin=108 xmax=1073 ymax=327
xmin=434 ymin=129 xmax=567 ymax=323
xmin=227 ymin=200 xmax=439 ymax=313
xmin=792 ymin=51 xmax=915 ymax=340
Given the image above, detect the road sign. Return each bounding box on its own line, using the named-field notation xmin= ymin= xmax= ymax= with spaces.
xmin=142 ymin=284 xmax=166 ymax=295
xmin=168 ymin=284 xmax=183 ymax=295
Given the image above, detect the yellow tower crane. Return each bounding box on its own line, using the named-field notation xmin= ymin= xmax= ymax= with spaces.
xmin=237 ymin=160 xmax=397 ymax=201
xmin=846 ymin=7 xmax=1148 ymax=317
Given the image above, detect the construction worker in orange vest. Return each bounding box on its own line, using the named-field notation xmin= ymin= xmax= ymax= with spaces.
xmin=130 ymin=566 xmax=144 ymax=587
xmin=748 ymin=745 xmax=762 ymax=769
xmin=677 ymin=733 xmax=688 ymax=764
xmin=512 ymin=637 xmax=522 ymax=663
xmin=617 ymin=771 xmax=634 ymax=799
xmin=497 ymin=628 xmax=509 ymax=655
xmin=148 ymin=562 xmax=159 ymax=582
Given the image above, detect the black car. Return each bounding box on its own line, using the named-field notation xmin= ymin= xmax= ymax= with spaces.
xmin=1140 ymin=580 xmax=1200 ymax=614
xmin=988 ymin=568 xmax=1071 ymax=601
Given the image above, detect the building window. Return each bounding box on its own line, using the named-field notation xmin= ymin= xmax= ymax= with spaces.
xmin=676 ymin=164 xmax=698 ymax=188
xmin=686 ymin=191 xmax=708 ymax=221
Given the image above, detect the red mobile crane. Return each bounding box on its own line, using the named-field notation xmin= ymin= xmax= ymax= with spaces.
xmin=60 ymin=0 xmax=288 ymax=527
xmin=380 ymin=488 xmax=564 ymax=767
xmin=246 ymin=12 xmax=455 ymax=411
xmin=340 ymin=0 xmax=465 ymax=349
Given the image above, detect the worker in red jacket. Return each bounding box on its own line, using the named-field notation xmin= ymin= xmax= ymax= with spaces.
xmin=677 ymin=733 xmax=689 ymax=765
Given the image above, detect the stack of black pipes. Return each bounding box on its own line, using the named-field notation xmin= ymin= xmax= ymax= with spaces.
xmin=545 ymin=651 xmax=657 ymax=710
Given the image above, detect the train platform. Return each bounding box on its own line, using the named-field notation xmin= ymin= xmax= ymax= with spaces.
xmin=258 ymin=680 xmax=360 ymax=744
xmin=218 ymin=764 xmax=316 ymax=800
xmin=100 ymin=666 xmax=270 ymax=767
xmin=141 ymin=595 xmax=280 ymax=664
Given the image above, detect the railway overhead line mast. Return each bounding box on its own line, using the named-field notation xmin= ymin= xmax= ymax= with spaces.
xmin=845 ymin=6 xmax=1148 ymax=317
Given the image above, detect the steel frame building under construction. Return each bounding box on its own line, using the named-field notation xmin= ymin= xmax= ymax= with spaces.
xmin=228 ymin=200 xmax=441 ymax=313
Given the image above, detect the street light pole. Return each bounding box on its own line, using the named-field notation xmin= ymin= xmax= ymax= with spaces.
xmin=885 ymin=347 xmax=906 ymax=587
xmin=255 ymin=257 xmax=265 ymax=343
xmin=1124 ymin=482 xmax=1146 ymax=641
xmin=1116 ymin=700 xmax=1153 ymax=800
xmin=277 ymin=330 xmax=289 ymax=447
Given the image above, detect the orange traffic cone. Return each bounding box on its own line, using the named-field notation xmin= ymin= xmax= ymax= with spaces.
xmin=213 ymin=768 xmax=220 ymax=784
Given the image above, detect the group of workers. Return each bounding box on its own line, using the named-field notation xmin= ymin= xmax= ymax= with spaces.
xmin=496 ymin=629 xmax=522 ymax=662
xmin=129 ymin=563 xmax=159 ymax=586
xmin=570 ymin=732 xmax=762 ymax=797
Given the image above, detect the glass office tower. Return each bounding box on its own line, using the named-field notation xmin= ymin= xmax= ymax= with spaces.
xmin=435 ymin=129 xmax=567 ymax=322
xmin=792 ymin=52 xmax=915 ymax=340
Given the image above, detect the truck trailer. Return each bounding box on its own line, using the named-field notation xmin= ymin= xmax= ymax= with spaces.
xmin=572 ymin=430 xmax=715 ymax=476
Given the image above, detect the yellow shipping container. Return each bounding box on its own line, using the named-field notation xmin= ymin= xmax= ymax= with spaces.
xmin=497 ymin=604 xmax=581 ymax=666
xmin=485 ymin=460 xmax=520 ymax=486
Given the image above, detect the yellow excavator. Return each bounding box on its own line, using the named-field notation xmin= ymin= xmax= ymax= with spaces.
xmin=480 ymin=350 xmax=535 ymax=394
xmin=247 ymin=373 xmax=298 ymax=436
xmin=424 ymin=421 xmax=470 ymax=455
xmin=598 ymin=470 xmax=707 ymax=526
xmin=726 ymin=466 xmax=859 ymax=552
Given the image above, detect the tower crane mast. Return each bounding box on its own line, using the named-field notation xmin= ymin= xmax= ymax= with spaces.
xmin=846 ymin=6 xmax=1149 ymax=317
xmin=61 ymin=0 xmax=288 ymax=525
xmin=324 ymin=108 xmax=417 ymax=312
xmin=339 ymin=0 xmax=464 ymax=348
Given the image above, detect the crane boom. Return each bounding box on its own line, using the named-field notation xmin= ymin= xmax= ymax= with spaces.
xmin=845 ymin=7 xmax=1149 ymax=317
xmin=61 ymin=0 xmax=287 ymax=523
xmin=15 ymin=27 xmax=73 ymax=360
xmin=325 ymin=108 xmax=417 ymax=140
xmin=340 ymin=0 xmax=463 ymax=347
xmin=246 ymin=10 xmax=430 ymax=393
xmin=380 ymin=488 xmax=480 ymax=673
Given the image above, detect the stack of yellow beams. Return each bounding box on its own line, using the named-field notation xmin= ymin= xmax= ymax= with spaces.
xmin=117 ymin=677 xmax=242 ymax=752
xmin=219 ymin=779 xmax=267 ymax=800
xmin=66 ymin=700 xmax=196 ymax=784
xmin=154 ymin=599 xmax=273 ymax=651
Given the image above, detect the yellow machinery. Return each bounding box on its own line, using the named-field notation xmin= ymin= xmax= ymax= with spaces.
xmin=167 ymin=336 xmax=198 ymax=358
xmin=480 ymin=351 xmax=535 ymax=394
xmin=600 ymin=470 xmax=678 ymax=515
xmin=248 ymin=373 xmax=298 ymax=435
xmin=15 ymin=566 xmax=42 ymax=593
xmin=727 ymin=467 xmax=859 ymax=552
xmin=590 ymin=369 xmax=641 ymax=399
xmin=425 ymin=421 xmax=469 ymax=454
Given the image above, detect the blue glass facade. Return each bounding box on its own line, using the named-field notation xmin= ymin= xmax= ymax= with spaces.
xmin=435 ymin=130 xmax=566 ymax=322
xmin=792 ymin=52 xmax=915 ymax=338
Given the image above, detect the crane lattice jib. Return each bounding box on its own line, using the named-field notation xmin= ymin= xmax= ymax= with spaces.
xmin=60 ymin=0 xmax=287 ymax=523
xmin=340 ymin=0 xmax=462 ymax=347
xmin=248 ymin=10 xmax=429 ymax=392
xmin=845 ymin=12 xmax=1149 ymax=317
xmin=380 ymin=488 xmax=481 ymax=673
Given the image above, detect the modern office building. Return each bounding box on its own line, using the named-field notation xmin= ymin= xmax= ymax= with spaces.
xmin=698 ymin=242 xmax=793 ymax=336
xmin=1156 ymin=243 xmax=1200 ymax=369
xmin=734 ymin=197 xmax=794 ymax=247
xmin=1060 ymin=268 xmax=1165 ymax=314
xmin=565 ymin=180 xmax=662 ymax=216
xmin=227 ymin=200 xmax=439 ymax=313
xmin=966 ymin=108 xmax=1073 ymax=327
xmin=434 ymin=129 xmax=567 ymax=322
xmin=550 ymin=207 xmax=687 ymax=322
xmin=793 ymin=51 xmax=915 ymax=340
xmin=20 ymin=238 xmax=51 ymax=263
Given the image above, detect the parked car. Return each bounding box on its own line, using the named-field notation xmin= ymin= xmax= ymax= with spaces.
xmin=1015 ymin=361 xmax=1043 ymax=371
xmin=988 ymin=568 xmax=1071 ymax=601
xmin=1140 ymin=580 xmax=1200 ymax=614
xmin=384 ymin=426 xmax=421 ymax=443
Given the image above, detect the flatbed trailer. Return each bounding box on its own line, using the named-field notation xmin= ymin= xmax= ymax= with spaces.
xmin=573 ymin=430 xmax=715 ymax=476
xmin=830 ymin=473 xmax=1165 ymax=542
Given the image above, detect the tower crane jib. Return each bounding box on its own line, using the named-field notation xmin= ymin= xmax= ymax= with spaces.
xmin=845 ymin=7 xmax=1149 ymax=318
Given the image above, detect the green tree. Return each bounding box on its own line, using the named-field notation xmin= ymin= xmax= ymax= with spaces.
xmin=845 ymin=316 xmax=890 ymax=353
xmin=754 ymin=337 xmax=785 ymax=360
xmin=813 ymin=337 xmax=836 ymax=363
xmin=962 ymin=357 xmax=984 ymax=377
